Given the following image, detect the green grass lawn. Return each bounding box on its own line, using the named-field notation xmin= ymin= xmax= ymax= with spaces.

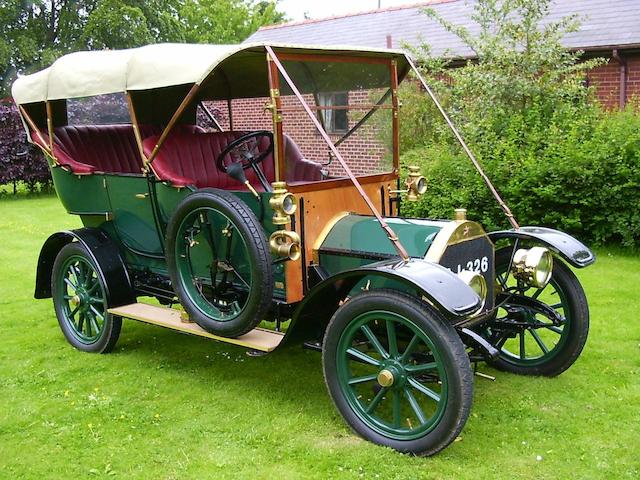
xmin=0 ymin=194 xmax=638 ymax=479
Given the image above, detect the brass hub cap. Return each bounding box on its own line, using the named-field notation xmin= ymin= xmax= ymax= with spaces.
xmin=377 ymin=369 xmax=395 ymax=387
xmin=70 ymin=295 xmax=81 ymax=306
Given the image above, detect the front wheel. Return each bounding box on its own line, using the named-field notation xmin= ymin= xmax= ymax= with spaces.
xmin=484 ymin=247 xmax=589 ymax=376
xmin=322 ymin=290 xmax=473 ymax=456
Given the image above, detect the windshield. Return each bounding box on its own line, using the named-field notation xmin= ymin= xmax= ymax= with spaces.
xmin=277 ymin=57 xmax=396 ymax=181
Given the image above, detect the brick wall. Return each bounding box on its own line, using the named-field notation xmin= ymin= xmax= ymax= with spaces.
xmin=207 ymin=90 xmax=393 ymax=177
xmin=586 ymin=52 xmax=640 ymax=109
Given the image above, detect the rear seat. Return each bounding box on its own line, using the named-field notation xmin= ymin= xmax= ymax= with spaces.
xmin=34 ymin=124 xmax=201 ymax=174
xmin=142 ymin=131 xmax=323 ymax=189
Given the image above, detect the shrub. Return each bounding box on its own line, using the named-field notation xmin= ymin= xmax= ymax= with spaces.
xmin=0 ymin=100 xmax=51 ymax=193
xmin=399 ymin=0 xmax=640 ymax=246
xmin=400 ymin=102 xmax=640 ymax=246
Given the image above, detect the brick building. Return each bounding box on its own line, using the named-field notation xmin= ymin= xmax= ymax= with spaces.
xmin=247 ymin=0 xmax=640 ymax=110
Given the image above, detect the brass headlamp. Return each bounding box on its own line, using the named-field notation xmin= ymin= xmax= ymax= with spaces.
xmin=511 ymin=246 xmax=553 ymax=288
xmin=457 ymin=269 xmax=488 ymax=310
xmin=406 ymin=166 xmax=427 ymax=202
xmin=268 ymin=182 xmax=300 ymax=261
xmin=269 ymin=181 xmax=297 ymax=225
xmin=269 ymin=230 xmax=301 ymax=261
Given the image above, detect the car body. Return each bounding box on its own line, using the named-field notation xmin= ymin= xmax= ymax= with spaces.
xmin=13 ymin=42 xmax=595 ymax=455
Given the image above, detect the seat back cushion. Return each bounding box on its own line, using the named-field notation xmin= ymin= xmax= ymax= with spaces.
xmin=42 ymin=124 xmax=203 ymax=174
xmin=144 ymin=131 xmax=322 ymax=189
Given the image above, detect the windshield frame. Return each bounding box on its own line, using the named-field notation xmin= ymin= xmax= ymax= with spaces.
xmin=266 ymin=51 xmax=401 ymax=187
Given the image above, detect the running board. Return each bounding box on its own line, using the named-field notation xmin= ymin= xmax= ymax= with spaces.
xmin=108 ymin=303 xmax=284 ymax=352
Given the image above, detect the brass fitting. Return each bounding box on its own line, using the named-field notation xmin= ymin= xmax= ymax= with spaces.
xmin=454 ymin=208 xmax=467 ymax=221
xmin=269 ymin=181 xmax=297 ymax=225
xmin=406 ymin=166 xmax=427 ymax=202
xmin=269 ymin=230 xmax=301 ymax=261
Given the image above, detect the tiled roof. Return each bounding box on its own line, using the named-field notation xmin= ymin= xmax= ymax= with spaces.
xmin=246 ymin=0 xmax=640 ymax=58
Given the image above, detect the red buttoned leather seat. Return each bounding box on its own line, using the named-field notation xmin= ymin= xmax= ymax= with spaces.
xmin=34 ymin=124 xmax=202 ymax=174
xmin=143 ymin=131 xmax=323 ymax=189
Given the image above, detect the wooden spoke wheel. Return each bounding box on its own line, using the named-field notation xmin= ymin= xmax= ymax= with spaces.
xmin=484 ymin=247 xmax=589 ymax=376
xmin=52 ymin=243 xmax=121 ymax=353
xmin=166 ymin=189 xmax=273 ymax=338
xmin=322 ymin=290 xmax=473 ymax=456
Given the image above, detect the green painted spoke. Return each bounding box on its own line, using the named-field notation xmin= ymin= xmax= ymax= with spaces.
xmin=403 ymin=387 xmax=427 ymax=425
xmin=399 ymin=334 xmax=421 ymax=363
xmin=495 ymin=335 xmax=508 ymax=350
xmin=366 ymin=387 xmax=387 ymax=414
xmin=346 ymin=347 xmax=381 ymax=367
xmin=75 ymin=264 xmax=87 ymax=286
xmin=532 ymin=287 xmax=545 ymax=299
xmin=519 ymin=331 xmax=526 ymax=359
xmin=405 ymin=362 xmax=438 ymax=374
xmin=550 ymin=302 xmax=563 ymax=309
xmin=88 ymin=296 xmax=103 ymax=305
xmin=408 ymin=377 xmax=441 ymax=402
xmin=69 ymin=265 xmax=81 ymax=287
xmin=529 ymin=329 xmax=550 ymax=354
xmin=392 ymin=390 xmax=401 ymax=428
xmin=89 ymin=305 xmax=104 ymax=320
xmin=63 ymin=294 xmax=73 ymax=300
xmin=63 ymin=277 xmax=78 ymax=290
xmin=86 ymin=279 xmax=100 ymax=294
xmin=347 ymin=373 xmax=378 ymax=385
xmin=360 ymin=325 xmax=389 ymax=359
xmin=547 ymin=325 xmax=563 ymax=335
xmin=80 ymin=312 xmax=88 ymax=335
xmin=386 ymin=320 xmax=398 ymax=357
xmin=88 ymin=313 xmax=100 ymax=334
xmin=69 ymin=305 xmax=80 ymax=318
xmin=230 ymin=267 xmax=250 ymax=289
xmin=497 ymin=272 xmax=510 ymax=290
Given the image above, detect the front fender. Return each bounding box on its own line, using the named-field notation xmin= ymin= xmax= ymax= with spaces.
xmin=35 ymin=228 xmax=135 ymax=307
xmin=283 ymin=258 xmax=481 ymax=346
xmin=488 ymin=226 xmax=595 ymax=268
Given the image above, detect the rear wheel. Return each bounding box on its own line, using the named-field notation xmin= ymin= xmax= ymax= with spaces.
xmin=51 ymin=242 xmax=121 ymax=353
xmin=484 ymin=247 xmax=589 ymax=376
xmin=166 ymin=189 xmax=273 ymax=338
xmin=322 ymin=290 xmax=473 ymax=456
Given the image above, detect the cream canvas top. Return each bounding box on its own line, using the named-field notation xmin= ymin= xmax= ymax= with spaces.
xmin=12 ymin=42 xmax=409 ymax=105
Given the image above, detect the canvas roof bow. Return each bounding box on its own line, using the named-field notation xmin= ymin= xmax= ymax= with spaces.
xmin=11 ymin=42 xmax=409 ymax=105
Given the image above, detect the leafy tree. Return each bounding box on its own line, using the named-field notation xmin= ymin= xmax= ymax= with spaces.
xmin=179 ymin=0 xmax=286 ymax=44
xmin=0 ymin=0 xmax=285 ymax=95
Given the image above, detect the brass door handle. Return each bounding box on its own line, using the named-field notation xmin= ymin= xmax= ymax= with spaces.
xmin=135 ymin=193 xmax=149 ymax=199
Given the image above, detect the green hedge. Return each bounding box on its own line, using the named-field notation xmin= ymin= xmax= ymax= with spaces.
xmin=400 ymin=104 xmax=640 ymax=247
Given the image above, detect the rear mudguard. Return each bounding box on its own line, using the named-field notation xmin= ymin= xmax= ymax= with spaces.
xmin=283 ymin=258 xmax=482 ymax=346
xmin=488 ymin=226 xmax=595 ymax=268
xmin=34 ymin=228 xmax=135 ymax=307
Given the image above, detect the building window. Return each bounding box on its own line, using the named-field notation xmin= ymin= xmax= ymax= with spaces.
xmin=318 ymin=92 xmax=348 ymax=134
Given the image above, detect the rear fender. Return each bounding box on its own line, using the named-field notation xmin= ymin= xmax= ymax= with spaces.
xmin=488 ymin=226 xmax=595 ymax=268
xmin=35 ymin=228 xmax=135 ymax=307
xmin=283 ymin=258 xmax=482 ymax=345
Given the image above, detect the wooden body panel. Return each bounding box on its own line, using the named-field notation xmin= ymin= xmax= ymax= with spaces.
xmin=284 ymin=174 xmax=398 ymax=303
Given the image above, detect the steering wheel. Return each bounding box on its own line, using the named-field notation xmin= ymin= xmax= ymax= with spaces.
xmin=216 ymin=131 xmax=273 ymax=173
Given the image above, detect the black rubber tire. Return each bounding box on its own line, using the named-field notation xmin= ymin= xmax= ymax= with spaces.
xmin=322 ymin=289 xmax=473 ymax=456
xmin=488 ymin=247 xmax=589 ymax=377
xmin=165 ymin=189 xmax=273 ymax=338
xmin=51 ymin=242 xmax=122 ymax=354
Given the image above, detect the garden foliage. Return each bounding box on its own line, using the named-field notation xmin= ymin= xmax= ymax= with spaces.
xmin=401 ymin=0 xmax=640 ymax=246
xmin=0 ymin=100 xmax=50 ymax=193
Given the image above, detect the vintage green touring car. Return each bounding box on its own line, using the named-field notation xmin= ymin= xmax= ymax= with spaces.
xmin=12 ymin=43 xmax=595 ymax=455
